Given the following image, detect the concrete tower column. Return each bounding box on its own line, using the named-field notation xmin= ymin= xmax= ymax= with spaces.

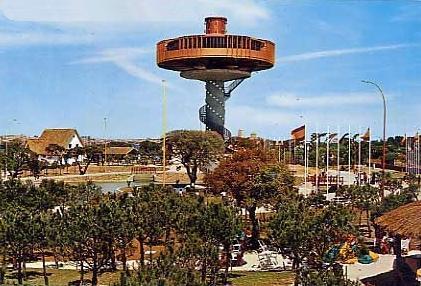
xmin=205 ymin=80 xmax=225 ymax=136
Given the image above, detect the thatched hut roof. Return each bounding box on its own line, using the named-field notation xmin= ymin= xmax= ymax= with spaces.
xmin=375 ymin=201 xmax=421 ymax=238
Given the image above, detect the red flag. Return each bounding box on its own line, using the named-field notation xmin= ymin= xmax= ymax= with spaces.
xmin=291 ymin=125 xmax=305 ymax=141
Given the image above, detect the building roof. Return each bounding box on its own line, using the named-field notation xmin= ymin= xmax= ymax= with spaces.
xmin=375 ymin=201 xmax=421 ymax=238
xmin=27 ymin=128 xmax=82 ymax=155
xmin=26 ymin=138 xmax=49 ymax=155
xmin=105 ymin=146 xmax=138 ymax=156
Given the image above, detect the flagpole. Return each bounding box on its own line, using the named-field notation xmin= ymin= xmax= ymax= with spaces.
xmin=358 ymin=127 xmax=361 ymax=186
xmin=327 ymin=126 xmax=330 ymax=194
xmin=417 ymin=131 xmax=420 ymax=175
xmin=316 ymin=125 xmax=319 ymax=192
xmin=410 ymin=136 xmax=413 ymax=174
xmin=337 ymin=125 xmax=340 ymax=188
xmin=304 ymin=124 xmax=307 ymax=194
xmin=368 ymin=128 xmax=371 ymax=184
xmin=348 ymin=125 xmax=351 ymax=187
xmin=408 ymin=136 xmax=411 ymax=174
xmin=405 ymin=134 xmax=408 ymax=174
xmin=416 ymin=130 xmax=420 ymax=179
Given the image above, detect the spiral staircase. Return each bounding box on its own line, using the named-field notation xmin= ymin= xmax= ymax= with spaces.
xmin=199 ymin=79 xmax=244 ymax=140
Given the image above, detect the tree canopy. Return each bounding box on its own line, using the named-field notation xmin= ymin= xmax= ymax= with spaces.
xmin=166 ymin=130 xmax=225 ymax=186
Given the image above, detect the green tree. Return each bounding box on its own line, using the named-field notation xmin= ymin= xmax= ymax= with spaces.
xmin=2 ymin=206 xmax=35 ymax=284
xmin=0 ymin=205 xmax=6 ymax=284
xmin=137 ymin=140 xmax=162 ymax=164
xmin=338 ymin=185 xmax=380 ymax=237
xmin=45 ymin=144 xmax=66 ymax=175
xmin=167 ymin=130 xmax=225 ymax=187
xmin=198 ymin=203 xmax=242 ymax=284
xmin=69 ymin=145 xmax=103 ymax=175
xmin=270 ymin=196 xmax=355 ymax=285
xmin=0 ymin=140 xmax=31 ymax=179
xmin=63 ymin=183 xmax=108 ymax=286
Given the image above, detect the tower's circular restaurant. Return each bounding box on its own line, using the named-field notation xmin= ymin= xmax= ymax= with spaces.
xmin=157 ymin=17 xmax=275 ymax=81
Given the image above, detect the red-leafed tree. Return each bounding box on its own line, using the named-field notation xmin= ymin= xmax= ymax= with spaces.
xmin=206 ymin=148 xmax=294 ymax=248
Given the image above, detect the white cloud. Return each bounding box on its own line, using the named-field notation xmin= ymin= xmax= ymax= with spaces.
xmin=72 ymin=47 xmax=167 ymax=86
xmin=1 ymin=0 xmax=269 ymax=25
xmin=0 ymin=31 xmax=92 ymax=46
xmin=281 ymin=44 xmax=417 ymax=63
xmin=266 ymin=92 xmax=379 ymax=108
xmin=72 ymin=48 xmax=151 ymax=64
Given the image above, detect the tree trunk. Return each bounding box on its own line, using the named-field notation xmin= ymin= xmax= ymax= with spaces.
xmin=122 ymin=248 xmax=127 ymax=274
xmin=0 ymin=245 xmax=6 ymax=285
xmin=92 ymin=267 xmax=98 ymax=286
xmin=200 ymin=248 xmax=207 ymax=283
xmin=185 ymin=165 xmax=197 ymax=188
xmin=53 ymin=249 xmax=59 ymax=269
xmin=223 ymin=244 xmax=230 ymax=284
xmin=248 ymin=204 xmax=259 ymax=249
xmin=366 ymin=209 xmax=371 ymax=238
xmin=42 ymin=248 xmax=49 ymax=286
xmin=187 ymin=173 xmax=197 ymax=188
xmin=149 ymin=242 xmax=153 ymax=264
xmin=17 ymin=253 xmax=23 ymax=285
xmin=80 ymin=258 xmax=84 ymax=285
xmin=23 ymin=259 xmax=27 ymax=281
xmin=138 ymin=236 xmax=145 ymax=268
xmin=109 ymin=240 xmax=116 ymax=271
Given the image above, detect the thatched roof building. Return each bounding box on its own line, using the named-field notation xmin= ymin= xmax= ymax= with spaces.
xmin=27 ymin=128 xmax=83 ymax=155
xmin=375 ymin=201 xmax=421 ymax=238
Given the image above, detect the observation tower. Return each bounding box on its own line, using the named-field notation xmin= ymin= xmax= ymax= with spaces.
xmin=157 ymin=17 xmax=275 ymax=139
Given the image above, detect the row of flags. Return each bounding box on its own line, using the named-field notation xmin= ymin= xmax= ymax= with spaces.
xmin=289 ymin=124 xmax=372 ymax=192
xmin=289 ymin=125 xmax=420 ymax=179
xmin=291 ymin=125 xmax=371 ymax=143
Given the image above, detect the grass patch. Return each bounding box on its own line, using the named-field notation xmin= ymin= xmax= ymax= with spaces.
xmin=4 ymin=269 xmax=294 ymax=286
xmin=230 ymin=271 xmax=294 ymax=286
xmin=5 ymin=268 xmax=121 ymax=286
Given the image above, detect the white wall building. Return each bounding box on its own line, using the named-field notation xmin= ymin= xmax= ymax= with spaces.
xmin=27 ymin=128 xmax=84 ymax=165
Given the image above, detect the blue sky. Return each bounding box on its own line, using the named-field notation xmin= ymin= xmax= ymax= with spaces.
xmin=0 ymin=0 xmax=420 ymax=140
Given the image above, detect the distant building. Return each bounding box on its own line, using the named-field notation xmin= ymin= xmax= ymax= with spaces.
xmin=237 ymin=129 xmax=244 ymax=138
xmin=27 ymin=128 xmax=84 ymax=164
xmin=104 ymin=146 xmax=138 ymax=163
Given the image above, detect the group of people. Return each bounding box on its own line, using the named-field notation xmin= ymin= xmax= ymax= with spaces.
xmin=377 ymin=233 xmax=411 ymax=255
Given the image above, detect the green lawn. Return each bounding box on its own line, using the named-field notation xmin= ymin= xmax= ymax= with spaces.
xmin=230 ymin=271 xmax=294 ymax=286
xmin=4 ymin=268 xmax=121 ymax=286
xmin=4 ymin=269 xmax=294 ymax=286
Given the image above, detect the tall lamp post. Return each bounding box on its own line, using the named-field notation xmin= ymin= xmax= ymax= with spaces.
xmin=162 ymin=79 xmax=167 ymax=187
xmin=361 ymin=80 xmax=387 ymax=199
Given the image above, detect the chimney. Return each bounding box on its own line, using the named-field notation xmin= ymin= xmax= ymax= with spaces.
xmin=204 ymin=17 xmax=227 ymax=35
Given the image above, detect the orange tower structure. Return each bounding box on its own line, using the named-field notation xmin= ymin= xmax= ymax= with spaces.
xmin=157 ymin=17 xmax=275 ymax=139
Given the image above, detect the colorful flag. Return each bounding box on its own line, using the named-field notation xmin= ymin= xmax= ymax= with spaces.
xmin=327 ymin=133 xmax=338 ymax=142
xmin=339 ymin=133 xmax=350 ymax=143
xmin=400 ymin=135 xmax=407 ymax=146
xmin=361 ymin=128 xmax=370 ymax=141
xmin=291 ymin=125 xmax=305 ymax=141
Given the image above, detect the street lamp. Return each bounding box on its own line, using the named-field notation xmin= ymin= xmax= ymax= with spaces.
xmin=162 ymin=79 xmax=167 ymax=187
xmin=361 ymin=80 xmax=387 ymax=199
